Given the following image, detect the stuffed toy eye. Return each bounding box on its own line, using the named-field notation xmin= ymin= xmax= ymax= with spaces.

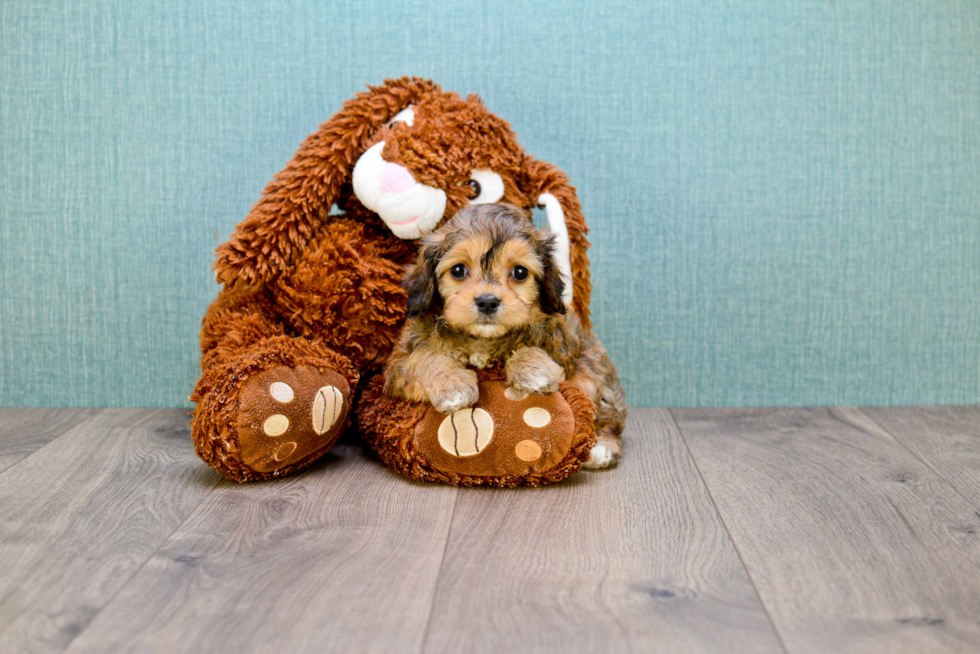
xmin=386 ymin=106 xmax=415 ymax=128
xmin=450 ymin=264 xmax=468 ymax=279
xmin=466 ymin=170 xmax=505 ymax=205
xmin=512 ymin=265 xmax=529 ymax=281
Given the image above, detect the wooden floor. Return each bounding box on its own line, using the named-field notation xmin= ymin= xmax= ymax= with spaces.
xmin=1 ymin=407 xmax=979 ymax=654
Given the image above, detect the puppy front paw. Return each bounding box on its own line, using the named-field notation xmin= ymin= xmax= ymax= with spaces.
xmin=506 ymin=347 xmax=565 ymax=395
xmin=427 ymin=369 xmax=480 ymax=414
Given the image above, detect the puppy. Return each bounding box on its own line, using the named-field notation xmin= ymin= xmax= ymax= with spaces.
xmin=384 ymin=203 xmax=627 ymax=468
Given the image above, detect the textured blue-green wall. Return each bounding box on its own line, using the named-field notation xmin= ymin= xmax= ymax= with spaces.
xmin=1 ymin=0 xmax=978 ymax=408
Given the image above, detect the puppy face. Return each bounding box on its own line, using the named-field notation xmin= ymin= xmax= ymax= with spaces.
xmin=404 ymin=204 xmax=566 ymax=337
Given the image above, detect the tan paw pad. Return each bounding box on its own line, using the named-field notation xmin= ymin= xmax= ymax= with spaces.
xmin=438 ymin=408 xmax=494 ymax=457
xmin=515 ymin=439 xmax=542 ymax=462
xmin=263 ymin=414 xmax=289 ymax=436
xmin=269 ymin=382 xmax=294 ymax=403
xmin=312 ymin=386 xmax=343 ymax=435
xmin=523 ymin=407 xmax=551 ymax=428
xmin=273 ymin=442 xmax=298 ymax=461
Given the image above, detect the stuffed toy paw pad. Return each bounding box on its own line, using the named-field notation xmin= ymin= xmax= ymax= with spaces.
xmin=237 ymin=366 xmax=351 ymax=473
xmin=359 ymin=369 xmax=596 ymax=487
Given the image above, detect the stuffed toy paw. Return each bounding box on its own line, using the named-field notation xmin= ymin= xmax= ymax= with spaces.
xmin=191 ymin=334 xmax=359 ymax=482
xmin=359 ymin=368 xmax=596 ymax=487
xmin=235 ymin=366 xmax=351 ymax=474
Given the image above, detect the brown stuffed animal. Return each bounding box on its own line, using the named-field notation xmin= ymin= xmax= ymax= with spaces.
xmin=191 ymin=77 xmax=596 ymax=483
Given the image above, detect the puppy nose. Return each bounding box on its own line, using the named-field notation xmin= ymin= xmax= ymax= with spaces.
xmin=379 ymin=162 xmax=416 ymax=194
xmin=474 ymin=294 xmax=501 ymax=315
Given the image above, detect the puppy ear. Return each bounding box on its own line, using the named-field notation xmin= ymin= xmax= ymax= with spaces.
xmin=214 ymin=77 xmax=441 ymax=287
xmin=536 ymin=234 xmax=567 ymax=316
xmin=403 ymin=235 xmax=444 ymax=319
xmin=518 ymin=155 xmax=591 ymax=328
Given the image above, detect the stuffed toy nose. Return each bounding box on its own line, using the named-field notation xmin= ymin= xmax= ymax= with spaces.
xmin=379 ymin=162 xmax=416 ymax=194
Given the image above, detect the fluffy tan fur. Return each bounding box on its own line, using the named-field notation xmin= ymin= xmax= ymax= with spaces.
xmin=385 ymin=204 xmax=627 ymax=463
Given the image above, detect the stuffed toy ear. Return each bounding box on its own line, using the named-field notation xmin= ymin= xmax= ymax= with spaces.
xmin=214 ymin=77 xmax=441 ymax=286
xmin=519 ymin=156 xmax=593 ymax=330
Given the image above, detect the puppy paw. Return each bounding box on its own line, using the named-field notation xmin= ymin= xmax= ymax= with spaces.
xmin=505 ymin=347 xmax=565 ymax=395
xmin=582 ymin=437 xmax=621 ymax=470
xmin=427 ymin=369 xmax=480 ymax=414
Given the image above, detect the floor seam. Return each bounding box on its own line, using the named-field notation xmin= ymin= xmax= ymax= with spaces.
xmin=667 ymin=408 xmax=793 ymax=654
xmin=417 ymin=487 xmax=460 ymax=654
xmin=58 ymin=410 xmax=225 ymax=653
xmin=854 ymin=407 xmax=980 ymax=509
xmin=0 ymin=408 xmax=105 ymax=479
xmin=63 ymin=477 xmax=225 ymax=653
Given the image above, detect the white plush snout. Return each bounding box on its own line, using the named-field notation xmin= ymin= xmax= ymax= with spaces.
xmin=352 ymin=141 xmax=447 ymax=240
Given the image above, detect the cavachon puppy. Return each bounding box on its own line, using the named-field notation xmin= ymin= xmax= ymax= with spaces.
xmin=385 ymin=204 xmax=627 ymax=468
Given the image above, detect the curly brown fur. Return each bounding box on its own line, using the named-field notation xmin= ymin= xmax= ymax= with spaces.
xmin=194 ymin=77 xmax=598 ymax=481
xmin=214 ymin=77 xmax=592 ymax=327
xmin=385 ymin=204 xmax=626 ymax=465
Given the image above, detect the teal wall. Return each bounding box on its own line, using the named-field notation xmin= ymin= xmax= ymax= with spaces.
xmin=2 ymin=0 xmax=978 ymax=408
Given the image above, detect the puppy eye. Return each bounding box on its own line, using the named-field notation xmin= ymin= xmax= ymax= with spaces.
xmin=512 ymin=265 xmax=529 ymax=281
xmin=450 ymin=264 xmax=468 ymax=280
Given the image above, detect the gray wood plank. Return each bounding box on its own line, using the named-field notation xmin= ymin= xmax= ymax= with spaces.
xmin=861 ymin=406 xmax=980 ymax=507
xmin=63 ymin=443 xmax=459 ymax=654
xmin=0 ymin=409 xmax=221 ymax=654
xmin=0 ymin=409 xmax=101 ymax=474
xmin=672 ymin=407 xmax=980 ymax=654
xmin=421 ymin=408 xmax=784 ymax=654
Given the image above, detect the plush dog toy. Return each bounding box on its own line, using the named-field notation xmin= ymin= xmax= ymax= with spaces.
xmin=191 ymin=77 xmax=597 ymax=484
